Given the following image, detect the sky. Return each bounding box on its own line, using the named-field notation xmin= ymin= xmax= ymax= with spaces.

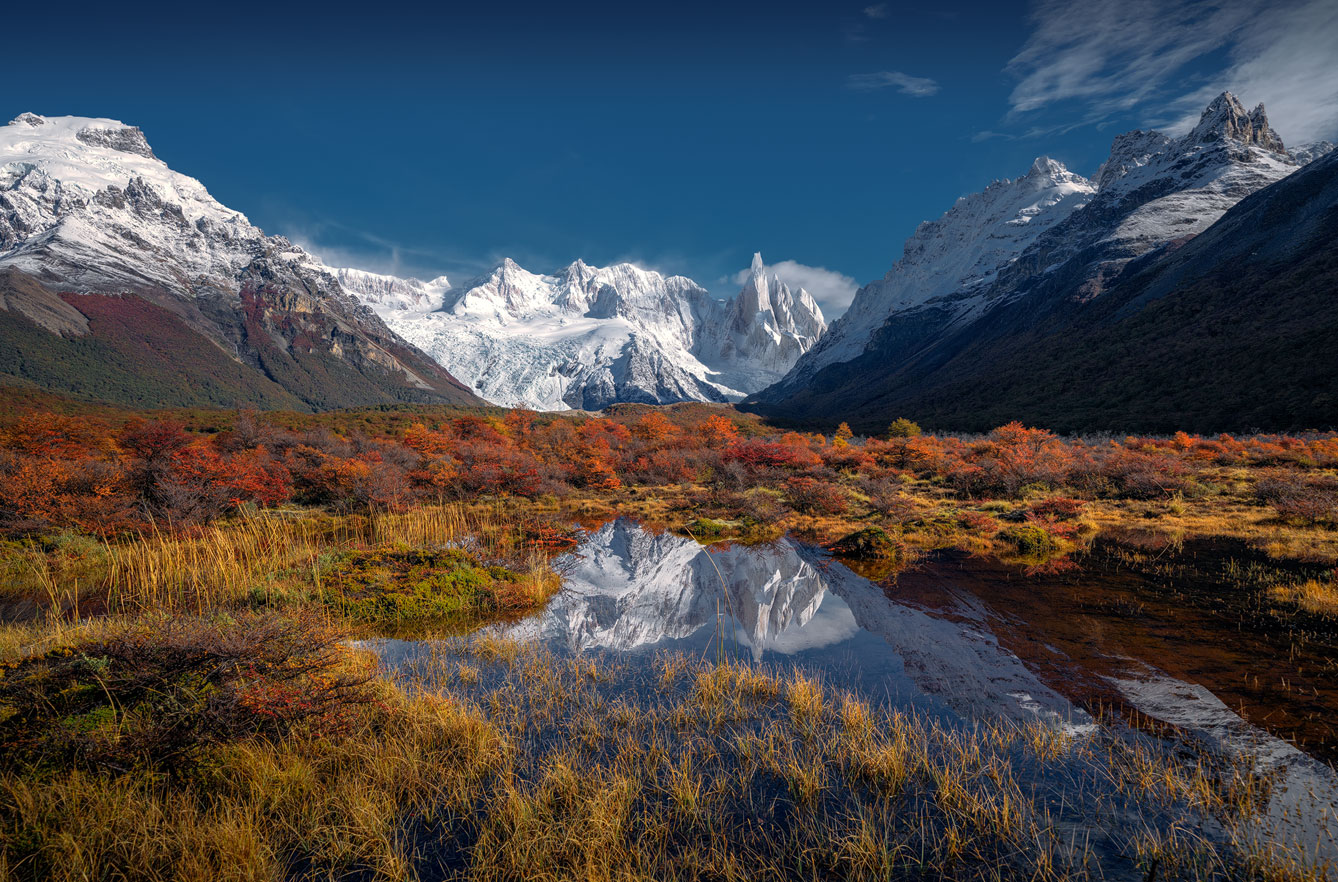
xmin=8 ymin=0 xmax=1337 ymax=318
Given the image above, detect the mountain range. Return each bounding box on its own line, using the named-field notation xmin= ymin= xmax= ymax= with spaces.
xmin=343 ymin=252 xmax=825 ymax=411
xmin=746 ymin=93 xmax=1337 ymax=432
xmin=0 ymin=112 xmax=823 ymax=413
xmin=1 ymin=94 xmax=1334 ymax=430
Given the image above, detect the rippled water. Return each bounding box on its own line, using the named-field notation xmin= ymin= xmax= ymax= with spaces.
xmin=368 ymin=518 xmax=1338 ymax=865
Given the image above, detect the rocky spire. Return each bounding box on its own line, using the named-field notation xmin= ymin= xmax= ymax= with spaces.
xmin=732 ymin=252 xmax=773 ymax=331
xmin=1188 ymin=92 xmax=1286 ymax=153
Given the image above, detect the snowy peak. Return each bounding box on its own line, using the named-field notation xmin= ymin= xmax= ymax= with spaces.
xmin=779 ymin=155 xmax=1096 ymax=380
xmin=1188 ymin=92 xmax=1285 ymax=153
xmin=1095 ymin=130 xmax=1175 ymax=190
xmin=0 ymin=112 xmax=482 ymax=408
xmin=730 ymin=252 xmax=825 ymax=343
xmin=1290 ymin=141 xmax=1336 ymax=165
xmin=696 ymin=253 xmax=827 ymax=387
xmin=1023 ymin=155 xmax=1086 ymax=188
xmin=333 ymin=267 xmax=450 ymax=312
xmin=449 ymin=258 xmax=556 ymax=320
xmin=0 ymin=112 xmax=262 ymax=289
xmin=349 ymin=252 xmax=827 ymax=410
xmin=733 ymin=251 xmax=774 ymax=326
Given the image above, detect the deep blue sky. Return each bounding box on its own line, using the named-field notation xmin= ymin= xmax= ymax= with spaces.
xmin=10 ymin=0 xmax=1336 ymax=315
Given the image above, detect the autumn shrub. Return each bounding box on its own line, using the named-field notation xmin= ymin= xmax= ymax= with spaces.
xmin=1255 ymin=472 xmax=1338 ymax=525
xmin=886 ymin=418 xmax=922 ymax=439
xmin=456 ymin=443 xmax=545 ymax=496
xmin=1071 ymin=445 xmax=1187 ymax=499
xmin=858 ymin=476 xmax=919 ymax=522
xmin=686 ymin=484 xmax=752 ymax=519
xmin=626 ymin=448 xmax=698 ymax=485
xmin=821 ymin=442 xmax=875 ymax=472
xmin=724 ymin=439 xmax=821 ymax=471
xmin=958 ymin=423 xmax=1076 ymax=498
xmin=0 ymin=612 xmax=374 ymax=779
xmin=287 ymin=445 xmax=411 ymax=512
xmin=957 ymin=509 xmax=1001 ymax=535
xmin=1027 ymin=496 xmax=1086 ymax=522
xmin=784 ymin=477 xmax=850 ymax=516
xmin=139 ymin=444 xmax=291 ymax=525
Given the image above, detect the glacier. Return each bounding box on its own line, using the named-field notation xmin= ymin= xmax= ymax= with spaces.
xmin=345 ymin=252 xmax=827 ymax=411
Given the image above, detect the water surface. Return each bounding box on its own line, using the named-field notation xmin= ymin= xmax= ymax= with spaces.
xmin=369 ymin=518 xmax=1338 ymax=865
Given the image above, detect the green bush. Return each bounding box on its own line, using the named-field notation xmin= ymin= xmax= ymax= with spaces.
xmin=886 ymin=418 xmax=923 ymax=439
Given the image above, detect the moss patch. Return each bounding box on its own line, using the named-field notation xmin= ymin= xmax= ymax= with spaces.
xmin=322 ymin=546 xmax=556 ymax=625
xmin=999 ymin=524 xmax=1062 ymax=556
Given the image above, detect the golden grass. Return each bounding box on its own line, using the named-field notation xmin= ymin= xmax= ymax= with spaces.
xmin=102 ymin=506 xmax=471 ymax=614
xmin=1270 ymin=577 xmax=1338 ymax=617
xmin=1 ymin=629 xmax=1332 ymax=882
xmin=1 ymin=505 xmax=566 ymax=627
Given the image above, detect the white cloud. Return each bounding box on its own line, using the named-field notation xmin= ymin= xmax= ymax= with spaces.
xmin=846 ymin=70 xmax=941 ymax=97
xmin=732 ymin=258 xmax=860 ymax=318
xmin=863 ymin=3 xmax=890 ymax=19
xmin=1005 ymin=0 xmax=1338 ymax=143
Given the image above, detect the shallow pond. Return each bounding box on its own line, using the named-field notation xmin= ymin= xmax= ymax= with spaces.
xmin=367 ymin=518 xmax=1338 ymax=872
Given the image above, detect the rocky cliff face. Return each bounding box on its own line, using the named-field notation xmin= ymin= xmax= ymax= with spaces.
xmin=0 ymin=113 xmax=480 ymax=409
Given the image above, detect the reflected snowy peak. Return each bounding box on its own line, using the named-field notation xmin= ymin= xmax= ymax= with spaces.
xmin=501 ymin=520 xmax=848 ymax=659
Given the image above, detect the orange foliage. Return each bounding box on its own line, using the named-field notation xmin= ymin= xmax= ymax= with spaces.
xmin=4 ymin=402 xmax=1338 ymax=539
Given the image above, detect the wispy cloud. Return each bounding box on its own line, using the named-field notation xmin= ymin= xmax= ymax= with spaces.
xmin=732 ymin=258 xmax=859 ymax=318
xmin=846 ymin=70 xmax=941 ymax=97
xmin=1005 ymin=0 xmax=1338 ymax=142
xmin=280 ymin=216 xmax=495 ymax=284
xmin=863 ymin=3 xmax=889 ymax=19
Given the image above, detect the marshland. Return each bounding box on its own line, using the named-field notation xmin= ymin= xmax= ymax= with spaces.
xmin=1 ymin=395 xmax=1337 ymax=880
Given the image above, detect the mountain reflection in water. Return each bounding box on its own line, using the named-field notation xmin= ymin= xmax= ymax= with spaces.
xmin=506 ymin=520 xmax=1338 ymax=861
xmin=371 ymin=519 xmax=1338 ymax=862
xmin=500 ymin=520 xmax=1087 ymax=729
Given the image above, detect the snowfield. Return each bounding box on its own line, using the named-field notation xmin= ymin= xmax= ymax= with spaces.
xmin=346 ymin=253 xmax=827 ymax=411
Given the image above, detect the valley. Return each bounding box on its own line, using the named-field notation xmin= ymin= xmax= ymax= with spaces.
xmin=2 ymin=75 xmax=1337 ymax=882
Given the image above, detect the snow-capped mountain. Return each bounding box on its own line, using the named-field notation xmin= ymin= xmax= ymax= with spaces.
xmin=1289 ymin=141 xmax=1335 ymax=165
xmin=784 ymin=156 xmax=1097 ymax=387
xmin=350 ymin=252 xmax=826 ymax=411
xmin=697 ymin=253 xmax=828 ymax=391
xmin=334 ymin=267 xmax=452 ymax=313
xmin=0 ymin=113 xmax=479 ymax=410
xmin=750 ymin=93 xmax=1319 ymax=426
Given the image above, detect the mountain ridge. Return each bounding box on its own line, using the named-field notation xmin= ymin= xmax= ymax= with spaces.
xmin=350 ymin=251 xmax=827 ymax=411
xmin=0 ymin=113 xmax=481 ymax=411
xmin=747 ymin=106 xmax=1338 ymax=433
xmin=746 ymin=92 xmax=1329 ymax=431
